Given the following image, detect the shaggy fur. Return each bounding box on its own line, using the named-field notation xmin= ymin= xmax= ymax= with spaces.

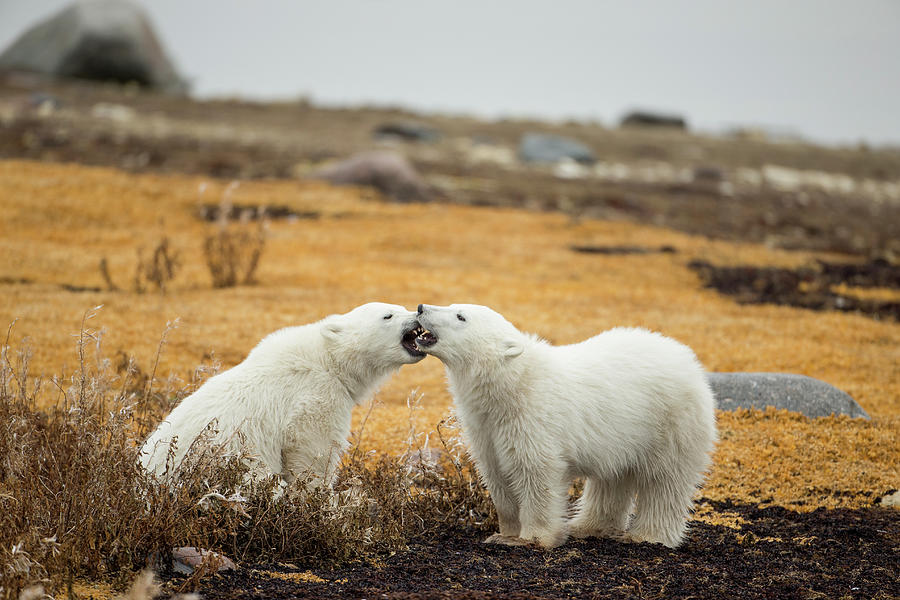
xmin=141 ymin=303 xmax=424 ymax=486
xmin=415 ymin=303 xmax=718 ymax=548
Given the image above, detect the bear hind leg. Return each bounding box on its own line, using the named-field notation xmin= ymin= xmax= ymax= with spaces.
xmin=626 ymin=475 xmax=697 ymax=548
xmin=569 ymin=475 xmax=634 ymax=540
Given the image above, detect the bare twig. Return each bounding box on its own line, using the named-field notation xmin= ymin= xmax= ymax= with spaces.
xmin=99 ymin=257 xmax=119 ymax=291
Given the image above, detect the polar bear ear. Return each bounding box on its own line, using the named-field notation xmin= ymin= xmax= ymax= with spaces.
xmin=322 ymin=322 xmax=343 ymax=341
xmin=502 ymin=340 xmax=524 ymax=358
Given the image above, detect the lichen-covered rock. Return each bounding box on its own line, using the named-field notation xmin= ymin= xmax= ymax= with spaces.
xmin=709 ymin=372 xmax=869 ymax=419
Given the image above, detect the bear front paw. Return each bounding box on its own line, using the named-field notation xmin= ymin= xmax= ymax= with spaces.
xmin=569 ymin=526 xmax=625 ymax=541
xmin=515 ymin=528 xmax=567 ymax=549
xmin=483 ymin=533 xmax=530 ymax=546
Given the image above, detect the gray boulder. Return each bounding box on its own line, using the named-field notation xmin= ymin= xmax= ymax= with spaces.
xmin=0 ymin=0 xmax=187 ymax=94
xmin=309 ymin=150 xmax=431 ymax=203
xmin=518 ymin=133 xmax=595 ymax=165
xmin=708 ymin=372 xmax=869 ymax=419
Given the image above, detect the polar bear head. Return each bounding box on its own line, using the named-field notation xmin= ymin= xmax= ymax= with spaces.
xmin=414 ymin=303 xmax=525 ymax=366
xmin=321 ymin=302 xmax=427 ymax=369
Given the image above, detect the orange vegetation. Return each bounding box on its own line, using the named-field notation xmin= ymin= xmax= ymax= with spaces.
xmin=0 ymin=160 xmax=897 ymax=511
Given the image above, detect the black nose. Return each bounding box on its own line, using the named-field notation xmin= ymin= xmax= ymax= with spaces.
xmin=417 ymin=304 xmax=424 ymax=315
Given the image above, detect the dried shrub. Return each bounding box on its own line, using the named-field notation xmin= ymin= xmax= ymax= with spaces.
xmin=0 ymin=314 xmax=492 ymax=599
xmin=203 ymin=224 xmax=266 ymax=288
xmin=135 ymin=238 xmax=181 ymax=294
xmin=202 ymin=183 xmax=267 ymax=289
xmin=0 ymin=314 xmax=197 ymax=598
xmin=99 ymin=237 xmax=181 ymax=294
xmin=402 ymin=415 xmax=497 ymax=532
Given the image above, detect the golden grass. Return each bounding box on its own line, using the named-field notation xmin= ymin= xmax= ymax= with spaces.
xmin=259 ymin=570 xmax=327 ymax=584
xmin=1 ymin=159 xmax=897 ymax=512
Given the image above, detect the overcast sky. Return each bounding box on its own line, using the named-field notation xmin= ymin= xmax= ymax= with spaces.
xmin=1 ymin=1 xmax=898 ymax=146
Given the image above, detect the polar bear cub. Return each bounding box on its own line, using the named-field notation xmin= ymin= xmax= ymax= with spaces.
xmin=141 ymin=303 xmax=427 ymax=486
xmin=415 ymin=303 xmax=717 ymax=548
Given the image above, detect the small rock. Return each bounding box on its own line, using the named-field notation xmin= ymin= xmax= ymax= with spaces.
xmin=29 ymin=92 xmax=60 ymax=114
xmin=620 ymin=110 xmax=687 ymax=129
xmin=708 ymin=372 xmax=869 ymax=419
xmin=693 ymin=166 xmax=724 ymax=183
xmin=308 ymin=150 xmax=430 ymax=202
xmin=878 ymin=490 xmax=900 ymax=508
xmin=553 ymin=158 xmax=591 ymax=179
xmin=518 ymin=133 xmax=595 ymax=165
xmin=373 ymin=121 xmax=441 ymax=143
xmin=91 ymin=102 xmax=136 ymax=122
xmin=464 ymin=141 xmax=516 ymax=167
xmin=172 ymin=547 xmax=237 ymax=575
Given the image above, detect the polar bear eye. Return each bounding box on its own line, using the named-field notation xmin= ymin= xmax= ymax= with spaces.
xmin=383 ymin=314 xmax=393 ymax=320
xmin=457 ymin=313 xmax=466 ymax=322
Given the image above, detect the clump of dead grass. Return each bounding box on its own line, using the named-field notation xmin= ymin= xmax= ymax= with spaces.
xmin=203 ymin=183 xmax=267 ymax=288
xmin=100 ymin=237 xmax=182 ymax=294
xmin=0 ymin=315 xmax=492 ymax=599
xmin=203 ymin=223 xmax=266 ymax=288
xmin=134 ymin=237 xmax=181 ymax=294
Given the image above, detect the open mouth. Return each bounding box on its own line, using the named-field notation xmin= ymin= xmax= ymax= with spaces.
xmin=402 ymin=324 xmax=428 ymax=357
xmin=415 ymin=330 xmax=437 ymax=348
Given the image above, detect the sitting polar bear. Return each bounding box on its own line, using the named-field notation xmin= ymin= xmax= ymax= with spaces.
xmin=415 ymin=303 xmax=717 ymax=548
xmin=141 ymin=303 xmax=427 ymax=486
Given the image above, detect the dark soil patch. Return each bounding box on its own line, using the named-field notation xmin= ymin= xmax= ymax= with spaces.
xmin=817 ymin=258 xmax=900 ymax=288
xmin=197 ymin=203 xmax=320 ymax=222
xmin=689 ymin=259 xmax=900 ymax=321
xmin=167 ymin=502 xmax=898 ymax=599
xmin=571 ymin=245 xmax=676 ymax=255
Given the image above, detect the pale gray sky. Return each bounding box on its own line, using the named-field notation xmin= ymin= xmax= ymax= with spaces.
xmin=1 ymin=0 xmax=898 ymax=146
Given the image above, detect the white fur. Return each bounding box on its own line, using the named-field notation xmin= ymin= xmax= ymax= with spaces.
xmin=141 ymin=303 xmax=424 ymax=486
xmin=416 ymin=304 xmax=718 ymax=548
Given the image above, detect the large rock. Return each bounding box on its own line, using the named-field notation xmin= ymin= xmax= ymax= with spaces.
xmin=518 ymin=133 xmax=595 ymax=165
xmin=0 ymin=0 xmax=187 ymax=94
xmin=708 ymin=372 xmax=869 ymax=419
xmin=620 ymin=111 xmax=687 ymax=129
xmin=309 ymin=150 xmax=431 ymax=202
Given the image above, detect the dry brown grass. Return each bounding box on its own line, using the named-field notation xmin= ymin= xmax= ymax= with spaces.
xmin=0 ymin=159 xmax=897 ymax=597
xmin=0 ymin=159 xmax=897 ymax=505
xmin=0 ymin=319 xmax=494 ymax=599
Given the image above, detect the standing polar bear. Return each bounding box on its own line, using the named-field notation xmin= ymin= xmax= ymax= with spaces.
xmin=415 ymin=303 xmax=717 ymax=549
xmin=141 ymin=303 xmax=427 ymax=486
